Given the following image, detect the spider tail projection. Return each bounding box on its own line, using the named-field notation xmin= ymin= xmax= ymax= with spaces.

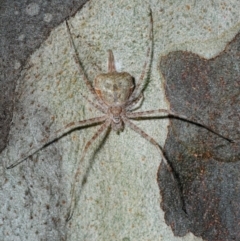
xmin=66 ymin=119 xmax=111 ymax=221
xmin=6 ymin=116 xmax=107 ymax=169
xmin=108 ymin=50 xmax=116 ymax=73
xmin=128 ymin=7 xmax=153 ymax=104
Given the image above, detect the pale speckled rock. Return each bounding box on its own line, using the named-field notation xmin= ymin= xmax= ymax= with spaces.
xmin=1 ymin=0 xmax=240 ymax=240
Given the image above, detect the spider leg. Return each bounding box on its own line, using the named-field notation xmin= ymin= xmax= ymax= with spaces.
xmin=128 ymin=8 xmax=153 ymax=103
xmin=65 ymin=20 xmax=107 ymax=112
xmin=78 ymin=90 xmax=106 ymax=113
xmin=67 ymin=119 xmax=111 ymax=221
xmin=127 ymin=109 xmax=233 ymax=142
xmin=126 ymin=93 xmax=144 ymax=111
xmin=7 ymin=116 xmax=107 ymax=169
xmin=122 ymin=116 xmax=172 ymax=172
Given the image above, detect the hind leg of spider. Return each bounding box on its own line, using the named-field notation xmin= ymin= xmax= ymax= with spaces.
xmin=7 ymin=116 xmax=107 ymax=169
xmin=65 ymin=20 xmax=107 ymax=112
xmin=66 ymin=119 xmax=111 ymax=221
xmin=107 ymin=50 xmax=117 ymax=73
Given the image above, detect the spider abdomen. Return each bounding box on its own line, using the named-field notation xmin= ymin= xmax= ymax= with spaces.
xmin=94 ymin=72 xmax=134 ymax=106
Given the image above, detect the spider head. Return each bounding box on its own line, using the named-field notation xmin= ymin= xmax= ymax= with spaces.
xmin=94 ymin=72 xmax=134 ymax=106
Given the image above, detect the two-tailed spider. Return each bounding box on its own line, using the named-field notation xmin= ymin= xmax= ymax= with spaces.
xmin=7 ymin=9 xmax=232 ymax=220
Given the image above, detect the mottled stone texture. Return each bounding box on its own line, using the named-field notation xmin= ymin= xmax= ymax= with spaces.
xmin=0 ymin=1 xmax=89 ymax=240
xmin=158 ymin=32 xmax=240 ymax=241
xmin=0 ymin=0 xmax=89 ymax=153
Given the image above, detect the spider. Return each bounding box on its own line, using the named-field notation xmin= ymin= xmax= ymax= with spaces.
xmin=7 ymin=9 xmax=232 ymax=221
